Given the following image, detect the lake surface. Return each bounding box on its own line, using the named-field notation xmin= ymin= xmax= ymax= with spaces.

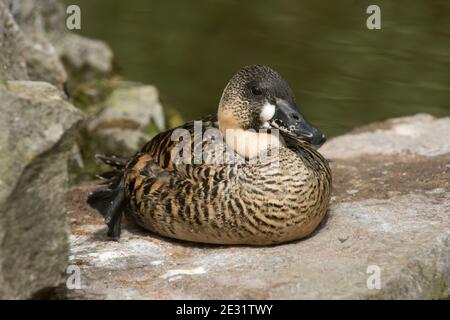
xmin=69 ymin=0 xmax=450 ymax=136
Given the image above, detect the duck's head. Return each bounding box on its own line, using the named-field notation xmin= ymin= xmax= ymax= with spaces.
xmin=218 ymin=65 xmax=326 ymax=149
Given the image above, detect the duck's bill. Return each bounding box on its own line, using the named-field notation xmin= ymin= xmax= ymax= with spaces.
xmin=269 ymin=99 xmax=326 ymax=149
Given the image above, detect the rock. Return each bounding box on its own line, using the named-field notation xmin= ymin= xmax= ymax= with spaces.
xmin=0 ymin=0 xmax=67 ymax=90
xmin=56 ymin=33 xmax=114 ymax=78
xmin=87 ymin=84 xmax=165 ymax=156
xmin=0 ymin=1 xmax=30 ymax=81
xmin=88 ymin=85 xmax=165 ymax=132
xmin=321 ymin=114 xmax=450 ymax=159
xmin=0 ymin=81 xmax=82 ymax=299
xmin=59 ymin=114 xmax=449 ymax=299
xmin=35 ymin=0 xmax=114 ymax=78
xmin=0 ymin=0 xmax=113 ymax=88
xmin=68 ymin=76 xmax=125 ymax=111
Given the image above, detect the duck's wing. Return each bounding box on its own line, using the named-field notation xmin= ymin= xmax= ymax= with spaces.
xmin=136 ymin=114 xmax=223 ymax=178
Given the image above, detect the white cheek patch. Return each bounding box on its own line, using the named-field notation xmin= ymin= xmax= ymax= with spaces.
xmin=260 ymin=102 xmax=276 ymax=122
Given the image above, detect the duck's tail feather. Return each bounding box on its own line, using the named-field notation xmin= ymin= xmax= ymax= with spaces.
xmin=87 ymin=154 xmax=129 ymax=240
xmin=95 ymin=154 xmax=128 ymax=169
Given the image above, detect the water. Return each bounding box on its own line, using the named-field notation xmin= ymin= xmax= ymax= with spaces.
xmin=68 ymin=0 xmax=450 ymax=137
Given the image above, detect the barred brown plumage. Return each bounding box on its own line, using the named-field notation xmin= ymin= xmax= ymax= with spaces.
xmin=87 ymin=65 xmax=332 ymax=245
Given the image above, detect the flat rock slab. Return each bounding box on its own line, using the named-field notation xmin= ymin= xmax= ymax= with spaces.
xmin=59 ymin=114 xmax=450 ymax=299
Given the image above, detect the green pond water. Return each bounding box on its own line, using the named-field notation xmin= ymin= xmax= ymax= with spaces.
xmin=68 ymin=0 xmax=450 ymax=137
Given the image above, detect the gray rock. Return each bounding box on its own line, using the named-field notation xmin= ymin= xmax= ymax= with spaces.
xmin=321 ymin=114 xmax=450 ymax=159
xmin=55 ymin=33 xmax=114 ymax=76
xmin=87 ymin=84 xmax=165 ymax=156
xmin=0 ymin=0 xmax=67 ymax=90
xmin=88 ymin=84 xmax=165 ymax=132
xmin=0 ymin=1 xmax=30 ymax=81
xmin=0 ymin=81 xmax=82 ymax=299
xmin=0 ymin=0 xmax=112 ymax=298
xmin=60 ymin=114 xmax=449 ymax=299
xmin=0 ymin=0 xmax=113 ymax=87
xmin=35 ymin=0 xmax=114 ymax=76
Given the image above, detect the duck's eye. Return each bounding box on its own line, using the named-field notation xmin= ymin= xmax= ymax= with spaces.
xmin=251 ymin=86 xmax=263 ymax=96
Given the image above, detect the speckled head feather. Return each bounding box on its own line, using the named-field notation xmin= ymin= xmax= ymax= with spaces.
xmin=218 ymin=65 xmax=296 ymax=131
xmin=219 ymin=65 xmax=326 ymax=148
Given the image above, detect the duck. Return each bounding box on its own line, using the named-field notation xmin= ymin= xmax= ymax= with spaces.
xmin=87 ymin=65 xmax=332 ymax=245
